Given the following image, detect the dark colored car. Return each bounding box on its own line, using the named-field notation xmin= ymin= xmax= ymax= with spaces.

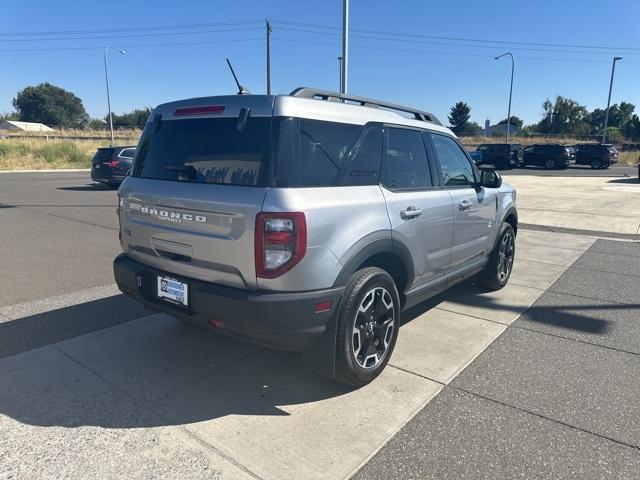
xmin=90 ymin=146 xmax=136 ymax=187
xmin=574 ymin=143 xmax=619 ymax=169
xmin=468 ymin=150 xmax=483 ymax=166
xmin=521 ymin=144 xmax=573 ymax=169
xmin=474 ymin=143 xmax=521 ymax=169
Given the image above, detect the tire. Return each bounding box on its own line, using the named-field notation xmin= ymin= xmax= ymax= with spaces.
xmin=479 ymin=223 xmax=516 ymax=291
xmin=590 ymin=159 xmax=599 ymax=169
xmin=544 ymin=158 xmax=555 ymax=169
xmin=335 ymin=267 xmax=400 ymax=387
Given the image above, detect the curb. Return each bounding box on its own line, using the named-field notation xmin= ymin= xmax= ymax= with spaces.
xmin=0 ymin=169 xmax=90 ymax=173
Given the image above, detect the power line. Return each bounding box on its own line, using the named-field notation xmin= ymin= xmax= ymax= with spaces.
xmin=0 ymin=26 xmax=263 ymax=43
xmin=272 ymin=37 xmax=640 ymax=64
xmin=270 ymin=19 xmax=640 ymax=52
xmin=274 ymin=25 xmax=640 ymax=57
xmin=0 ymin=20 xmax=263 ymax=36
xmin=0 ymin=37 xmax=263 ymax=53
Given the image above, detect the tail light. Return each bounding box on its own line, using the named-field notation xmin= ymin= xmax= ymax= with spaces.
xmin=255 ymin=212 xmax=307 ymax=278
xmin=104 ymin=159 xmax=120 ymax=168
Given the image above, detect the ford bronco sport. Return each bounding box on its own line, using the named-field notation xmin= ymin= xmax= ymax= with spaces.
xmin=114 ymin=88 xmax=518 ymax=386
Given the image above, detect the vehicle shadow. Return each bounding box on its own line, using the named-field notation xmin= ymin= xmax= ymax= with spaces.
xmin=0 ymin=278 xmax=634 ymax=430
xmin=607 ymin=177 xmax=639 ymax=184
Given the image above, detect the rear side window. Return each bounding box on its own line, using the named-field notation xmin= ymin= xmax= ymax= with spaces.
xmin=272 ymin=118 xmax=364 ymax=187
xmin=430 ymin=134 xmax=476 ymax=186
xmin=118 ymin=148 xmax=136 ymax=159
xmin=133 ymin=117 xmax=270 ymax=186
xmin=382 ymin=128 xmax=432 ymax=189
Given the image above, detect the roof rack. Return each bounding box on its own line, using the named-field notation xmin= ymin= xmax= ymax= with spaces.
xmin=289 ymin=87 xmax=442 ymax=126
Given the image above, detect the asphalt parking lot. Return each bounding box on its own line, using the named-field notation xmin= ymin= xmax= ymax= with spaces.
xmin=1 ymin=171 xmax=639 ymax=479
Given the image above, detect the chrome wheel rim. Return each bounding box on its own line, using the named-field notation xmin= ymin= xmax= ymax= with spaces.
xmin=352 ymin=287 xmax=395 ymax=369
xmin=497 ymin=232 xmax=515 ymax=282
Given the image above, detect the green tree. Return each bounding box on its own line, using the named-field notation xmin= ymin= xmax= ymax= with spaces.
xmin=0 ymin=111 xmax=19 ymax=122
xmin=497 ymin=116 xmax=523 ymax=128
xmin=108 ymin=108 xmax=152 ymax=128
xmin=536 ymin=96 xmax=590 ymax=135
xmin=12 ymin=83 xmax=89 ymax=127
xmin=448 ymin=102 xmax=472 ymax=134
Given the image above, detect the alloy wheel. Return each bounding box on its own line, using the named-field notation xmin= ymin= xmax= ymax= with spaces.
xmin=545 ymin=159 xmax=555 ymax=169
xmin=497 ymin=232 xmax=515 ymax=282
xmin=352 ymin=287 xmax=395 ymax=369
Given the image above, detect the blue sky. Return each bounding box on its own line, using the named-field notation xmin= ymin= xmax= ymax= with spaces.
xmin=1 ymin=0 xmax=639 ymax=127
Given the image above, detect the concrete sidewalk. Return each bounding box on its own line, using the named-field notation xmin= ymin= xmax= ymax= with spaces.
xmin=502 ymin=174 xmax=640 ymax=237
xmin=0 ymin=230 xmax=597 ymax=479
xmin=354 ymin=239 xmax=640 ymax=480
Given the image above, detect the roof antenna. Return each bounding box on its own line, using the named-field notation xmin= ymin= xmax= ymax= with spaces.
xmin=226 ymin=58 xmax=251 ymax=95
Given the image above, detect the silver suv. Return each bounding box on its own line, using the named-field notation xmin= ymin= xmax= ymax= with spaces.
xmin=114 ymin=88 xmax=518 ymax=386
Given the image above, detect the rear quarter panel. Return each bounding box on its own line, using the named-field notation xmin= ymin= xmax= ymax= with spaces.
xmin=259 ymin=186 xmax=391 ymax=291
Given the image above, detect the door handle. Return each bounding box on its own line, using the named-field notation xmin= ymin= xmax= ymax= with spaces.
xmin=458 ymin=200 xmax=472 ymax=211
xmin=400 ymin=206 xmax=423 ymax=219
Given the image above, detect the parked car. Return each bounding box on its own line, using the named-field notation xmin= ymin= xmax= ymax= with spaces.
xmin=468 ymin=150 xmax=483 ymax=166
xmin=521 ymin=144 xmax=573 ymax=169
xmin=474 ymin=143 xmax=522 ymax=169
xmin=113 ymin=88 xmax=518 ymax=386
xmin=90 ymin=145 xmax=136 ymax=188
xmin=574 ymin=143 xmax=619 ymax=169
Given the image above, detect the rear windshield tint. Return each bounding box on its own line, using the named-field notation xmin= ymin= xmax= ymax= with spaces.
xmin=133 ymin=117 xmax=269 ymax=186
xmin=93 ymin=149 xmax=114 ymax=162
xmin=132 ymin=116 xmax=381 ymax=188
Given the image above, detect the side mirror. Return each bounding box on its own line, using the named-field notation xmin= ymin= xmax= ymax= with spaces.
xmin=480 ymin=169 xmax=502 ymax=189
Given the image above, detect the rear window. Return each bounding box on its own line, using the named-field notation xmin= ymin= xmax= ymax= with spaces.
xmin=92 ymin=149 xmax=114 ymax=162
xmin=132 ymin=116 xmax=381 ymax=188
xmin=133 ymin=117 xmax=270 ymax=186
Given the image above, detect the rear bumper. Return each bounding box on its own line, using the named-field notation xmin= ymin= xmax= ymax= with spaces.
xmin=113 ymin=254 xmax=344 ymax=351
xmin=91 ymin=169 xmax=125 ymax=184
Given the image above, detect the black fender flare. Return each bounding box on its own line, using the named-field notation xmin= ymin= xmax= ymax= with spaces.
xmin=332 ymin=237 xmax=415 ymax=290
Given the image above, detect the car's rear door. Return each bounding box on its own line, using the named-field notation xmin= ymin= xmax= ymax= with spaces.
xmin=380 ymin=126 xmax=454 ymax=288
xmin=428 ymin=133 xmax=498 ymax=270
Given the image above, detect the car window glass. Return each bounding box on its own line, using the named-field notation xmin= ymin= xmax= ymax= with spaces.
xmin=382 ymin=128 xmax=431 ymax=189
xmin=430 ymin=134 xmax=476 ymax=186
xmin=119 ymin=148 xmax=136 ymax=158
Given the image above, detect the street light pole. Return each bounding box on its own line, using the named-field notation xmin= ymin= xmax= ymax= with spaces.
xmin=603 ymin=56 xmax=622 ymax=144
xmin=338 ymin=56 xmax=343 ymax=92
xmin=266 ymin=20 xmax=272 ymax=95
xmin=494 ymin=52 xmax=514 ymax=143
xmin=341 ymin=0 xmax=349 ymax=94
xmin=104 ymin=46 xmax=126 ymax=147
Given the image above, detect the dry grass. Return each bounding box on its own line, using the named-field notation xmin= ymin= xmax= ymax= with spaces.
xmin=6 ymin=129 xmax=142 ymax=139
xmin=619 ymin=151 xmax=640 ymax=166
xmin=0 ymin=137 xmax=105 ymax=170
xmin=459 ymin=135 xmax=593 ymax=149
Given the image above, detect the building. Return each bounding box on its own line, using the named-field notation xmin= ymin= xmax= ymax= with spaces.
xmin=488 ymin=122 xmax=520 ymax=136
xmin=0 ymin=120 xmax=55 ymax=132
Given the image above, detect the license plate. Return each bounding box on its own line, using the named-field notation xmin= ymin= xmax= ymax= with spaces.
xmin=157 ymin=275 xmax=188 ymax=306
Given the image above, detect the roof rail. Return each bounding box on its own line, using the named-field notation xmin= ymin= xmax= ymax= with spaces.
xmin=289 ymin=87 xmax=442 ymax=126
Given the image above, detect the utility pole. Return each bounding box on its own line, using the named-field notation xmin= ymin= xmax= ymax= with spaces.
xmin=341 ymin=0 xmax=349 ymax=94
xmin=603 ymin=56 xmax=622 ymax=143
xmin=494 ymin=53 xmax=514 ymax=144
xmin=266 ymin=20 xmax=272 ymax=95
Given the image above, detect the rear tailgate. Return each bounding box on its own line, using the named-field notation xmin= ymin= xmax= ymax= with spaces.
xmin=120 ymin=178 xmax=267 ymax=290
